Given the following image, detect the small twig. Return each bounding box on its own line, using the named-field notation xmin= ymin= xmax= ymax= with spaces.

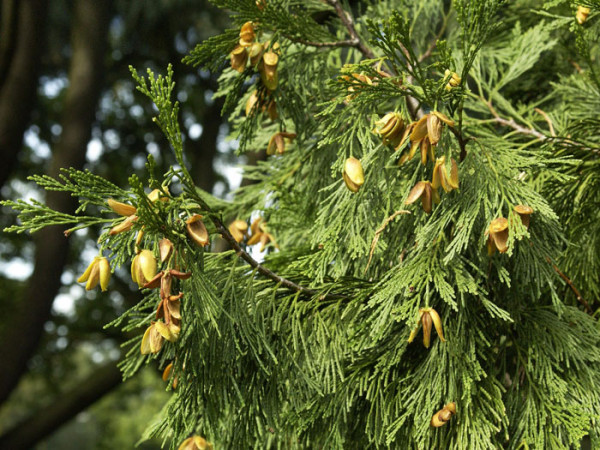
xmin=324 ymin=0 xmax=423 ymax=120
xmin=325 ymin=0 xmax=375 ymax=59
xmin=491 ymin=116 xmax=547 ymax=141
xmin=483 ymin=98 xmax=548 ymax=141
xmin=289 ymin=36 xmax=361 ymax=49
xmin=418 ymin=15 xmax=448 ymax=63
xmin=365 ymin=210 xmax=411 ymax=273
xmin=483 ymin=98 xmax=600 ymax=155
xmin=534 ymin=108 xmax=556 ymax=137
xmin=447 ymin=125 xmax=470 ymax=162
xmin=397 ymin=43 xmax=421 ymax=120
xmin=546 ymin=257 xmax=593 ymax=315
xmin=209 ymin=212 xmax=346 ymax=300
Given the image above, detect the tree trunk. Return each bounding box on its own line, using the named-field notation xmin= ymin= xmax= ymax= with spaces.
xmin=0 ymin=362 xmax=122 ymax=450
xmin=0 ymin=0 xmax=111 ymax=406
xmin=0 ymin=0 xmax=48 ymax=189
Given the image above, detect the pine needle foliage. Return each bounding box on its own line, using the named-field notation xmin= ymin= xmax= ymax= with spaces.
xmin=4 ymin=0 xmax=600 ymax=448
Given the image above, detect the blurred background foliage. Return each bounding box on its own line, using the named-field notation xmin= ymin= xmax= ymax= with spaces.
xmin=0 ymin=0 xmax=230 ymax=448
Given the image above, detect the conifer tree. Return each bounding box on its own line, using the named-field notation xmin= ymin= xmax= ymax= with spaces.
xmin=4 ymin=0 xmax=600 ymax=448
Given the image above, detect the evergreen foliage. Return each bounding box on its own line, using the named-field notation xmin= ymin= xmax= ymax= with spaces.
xmin=3 ymin=0 xmax=600 ymax=448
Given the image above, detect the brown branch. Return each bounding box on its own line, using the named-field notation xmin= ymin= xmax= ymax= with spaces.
xmin=289 ymin=36 xmax=360 ymax=49
xmin=545 ymin=257 xmax=593 ymax=314
xmin=483 ymin=98 xmax=600 ymax=155
xmin=208 ymin=214 xmax=346 ymax=300
xmin=365 ymin=210 xmax=411 ymax=273
xmin=325 ymin=0 xmax=375 ymax=59
xmin=491 ymin=116 xmax=547 ymax=141
xmin=323 ymin=0 xmax=423 ymax=120
xmin=447 ymin=123 xmax=470 ymax=162
xmin=0 ymin=0 xmax=47 ymax=188
xmin=534 ymin=108 xmax=556 ymax=137
xmin=417 ymin=16 xmax=448 ymax=63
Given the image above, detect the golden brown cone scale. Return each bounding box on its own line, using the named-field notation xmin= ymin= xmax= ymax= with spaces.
xmin=162 ymin=362 xmax=173 ymax=382
xmin=85 ymin=263 xmax=100 ymax=291
xmin=514 ymin=205 xmax=533 ymax=229
xmin=109 ymin=214 xmax=138 ymax=235
xmin=407 ymin=308 xmax=446 ymax=347
xmin=186 ymin=214 xmax=210 ymax=247
xmin=107 ymin=199 xmax=137 ymax=216
xmin=427 ymin=114 xmax=442 ymax=146
xmin=249 ymin=42 xmax=263 ymax=65
xmin=422 ymin=312 xmax=432 ymax=348
xmin=488 ymin=217 xmax=509 ymax=253
xmin=410 ymin=116 xmax=428 ymax=142
xmin=147 ymin=188 xmax=168 ymax=203
xmin=98 ymin=257 xmax=111 ymax=291
xmin=138 ymin=249 xmax=157 ymax=283
xmin=432 ymin=110 xmax=455 ymax=127
xmin=159 ymin=238 xmax=174 ymax=263
xmin=230 ymin=45 xmax=248 ymax=72
xmin=405 ymin=181 xmax=436 ymax=213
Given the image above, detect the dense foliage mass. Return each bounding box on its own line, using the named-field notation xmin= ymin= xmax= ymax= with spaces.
xmin=4 ymin=0 xmax=600 ymax=448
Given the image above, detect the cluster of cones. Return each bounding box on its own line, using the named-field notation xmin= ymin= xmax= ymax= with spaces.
xmin=228 ymin=217 xmax=277 ymax=252
xmin=372 ymin=110 xmax=460 ymax=213
xmin=230 ymin=22 xmax=280 ymax=92
xmin=487 ymin=205 xmax=534 ymax=254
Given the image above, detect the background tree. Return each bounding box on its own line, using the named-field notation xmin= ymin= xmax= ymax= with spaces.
xmin=3 ymin=0 xmax=600 ymax=449
xmin=0 ymin=1 xmax=229 ymax=448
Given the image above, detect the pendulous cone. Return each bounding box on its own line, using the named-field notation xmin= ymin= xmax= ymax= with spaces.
xmin=427 ymin=114 xmax=442 ymax=146
xmin=489 ymin=217 xmax=509 ymax=253
xmin=137 ymin=249 xmax=158 ymax=284
xmin=109 ymin=214 xmax=138 ymax=235
xmin=431 ymin=402 xmax=457 ymax=427
xmin=514 ymin=205 xmax=533 ymax=229
xmin=141 ymin=324 xmax=164 ymax=354
xmin=343 ymin=157 xmax=364 ymax=193
xmin=98 ymin=257 xmax=111 ymax=291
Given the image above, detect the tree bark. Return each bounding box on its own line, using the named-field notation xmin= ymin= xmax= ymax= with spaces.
xmin=189 ymin=98 xmax=224 ymax=192
xmin=0 ymin=362 xmax=122 ymax=450
xmin=0 ymin=0 xmax=48 ymax=188
xmin=0 ymin=0 xmax=111 ymax=406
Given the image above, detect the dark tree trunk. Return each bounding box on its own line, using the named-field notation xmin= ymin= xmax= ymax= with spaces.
xmin=0 ymin=362 xmax=122 ymax=450
xmin=0 ymin=0 xmax=48 ymax=189
xmin=189 ymin=98 xmax=224 ymax=193
xmin=0 ymin=0 xmax=111 ymax=406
